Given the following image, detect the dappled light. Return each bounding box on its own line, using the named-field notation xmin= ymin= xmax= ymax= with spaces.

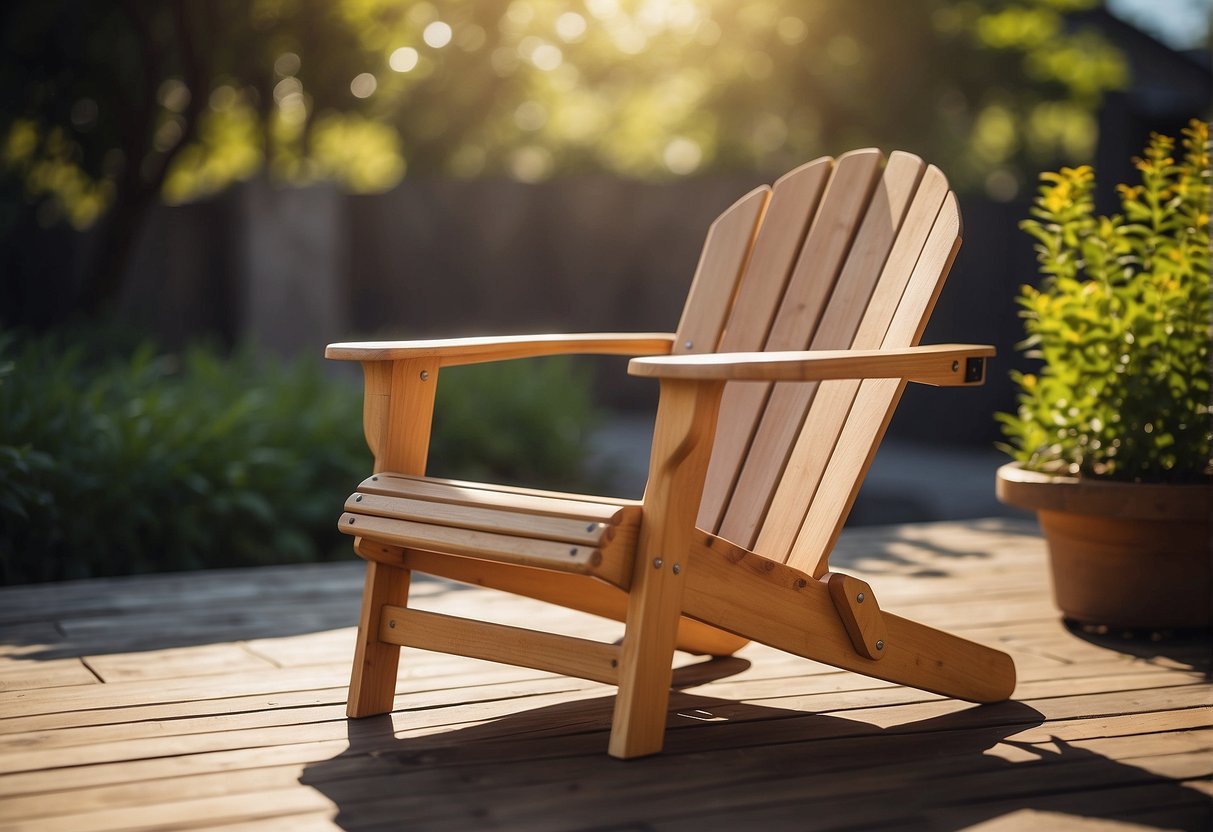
xmin=2 ymin=0 xmax=1132 ymax=245
xmin=0 ymin=5 xmax=1209 ymax=826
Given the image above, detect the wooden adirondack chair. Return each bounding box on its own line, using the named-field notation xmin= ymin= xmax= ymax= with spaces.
xmin=327 ymin=148 xmax=1016 ymax=759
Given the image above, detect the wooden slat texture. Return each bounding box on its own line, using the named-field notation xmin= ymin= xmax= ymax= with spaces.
xmin=672 ymin=187 xmax=770 ymax=358
xmin=344 ymin=493 xmax=615 ymax=546
xmin=338 ymin=512 xmax=635 ymax=588
xmin=809 ymin=151 xmax=927 ymax=351
xmin=708 ymin=149 xmax=883 ymax=543
xmin=706 ymin=153 xmax=931 ymax=552
xmin=697 ymin=157 xmax=833 ymax=530
xmin=0 ymin=519 xmax=1207 ymax=831
xmin=788 ymin=193 xmax=964 ymax=577
xmin=356 ymin=473 xmax=641 ymax=521
xmin=753 ymin=166 xmax=955 ymax=565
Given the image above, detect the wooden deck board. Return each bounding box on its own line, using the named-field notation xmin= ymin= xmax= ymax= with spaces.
xmin=0 ymin=518 xmax=1208 ymax=831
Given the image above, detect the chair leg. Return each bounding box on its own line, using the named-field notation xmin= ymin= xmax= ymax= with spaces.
xmin=346 ymin=560 xmax=411 ymax=718
xmin=608 ymin=557 xmax=686 ymax=759
xmin=610 ymin=378 xmax=724 ymax=758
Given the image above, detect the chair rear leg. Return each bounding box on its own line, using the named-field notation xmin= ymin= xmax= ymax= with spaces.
xmin=347 ymin=559 xmax=411 ymax=717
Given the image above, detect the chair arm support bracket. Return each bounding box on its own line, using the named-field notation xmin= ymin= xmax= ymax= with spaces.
xmin=823 ymin=572 xmax=888 ymax=661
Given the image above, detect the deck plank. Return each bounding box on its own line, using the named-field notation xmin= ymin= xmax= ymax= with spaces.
xmin=0 ymin=518 xmax=1208 ymax=831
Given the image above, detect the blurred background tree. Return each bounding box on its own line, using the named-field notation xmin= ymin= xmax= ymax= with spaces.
xmin=1 ymin=0 xmax=1131 ymax=325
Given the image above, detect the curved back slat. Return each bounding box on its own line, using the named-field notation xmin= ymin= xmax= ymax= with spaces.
xmin=754 ymin=164 xmax=953 ymax=562
xmin=696 ymin=157 xmax=833 ymax=530
xmin=786 ymin=193 xmax=962 ymax=576
xmin=672 ymin=186 xmax=769 ymax=358
xmin=677 ymin=150 xmax=963 ymax=575
xmin=718 ymin=151 xmax=920 ymax=549
xmin=703 ymin=150 xmax=884 ymax=536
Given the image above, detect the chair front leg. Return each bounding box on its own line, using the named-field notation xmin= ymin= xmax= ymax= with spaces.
xmin=347 ymin=556 xmax=411 ymax=717
xmin=346 ymin=357 xmax=439 ymax=718
xmin=609 ymin=379 xmax=724 ymax=758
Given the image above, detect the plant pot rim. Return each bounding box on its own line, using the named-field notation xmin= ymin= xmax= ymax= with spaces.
xmin=996 ymin=462 xmax=1212 ymax=522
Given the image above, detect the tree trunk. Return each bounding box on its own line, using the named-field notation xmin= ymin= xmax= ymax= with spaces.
xmin=76 ymin=176 xmax=158 ymax=318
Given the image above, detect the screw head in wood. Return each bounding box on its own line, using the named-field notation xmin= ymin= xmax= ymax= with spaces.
xmin=653 ymin=558 xmax=663 ymax=569
xmin=355 ymin=495 xmax=362 ymax=502
xmin=672 ymin=563 xmax=681 ymax=575
xmin=569 ymin=547 xmax=578 ymax=557
xmin=684 ymin=340 xmax=693 ymax=350
xmin=586 ymin=523 xmax=597 ymax=532
xmin=856 ymin=592 xmax=865 ymax=604
xmin=389 ymin=619 xmax=396 ymax=628
xmin=952 ymin=361 xmax=959 ymax=372
xmin=875 ymin=640 xmax=885 ymax=651
xmin=420 ymin=370 xmax=430 ymax=380
xmin=348 ymin=517 xmax=355 ymax=524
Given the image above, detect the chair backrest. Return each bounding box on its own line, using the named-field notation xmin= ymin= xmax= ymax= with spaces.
xmin=672 ymin=149 xmax=962 ymax=578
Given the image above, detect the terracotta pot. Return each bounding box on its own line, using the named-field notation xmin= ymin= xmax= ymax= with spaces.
xmin=996 ymin=463 xmax=1212 ymax=629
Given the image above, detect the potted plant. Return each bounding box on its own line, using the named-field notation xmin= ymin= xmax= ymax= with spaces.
xmin=996 ymin=119 xmax=1211 ymax=630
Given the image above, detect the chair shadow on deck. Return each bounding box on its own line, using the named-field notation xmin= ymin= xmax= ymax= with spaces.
xmin=299 ymin=658 xmax=1210 ymax=831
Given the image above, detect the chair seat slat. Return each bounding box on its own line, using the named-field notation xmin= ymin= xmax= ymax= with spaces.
xmin=358 ymin=473 xmax=640 ymax=523
xmin=346 ymin=492 xmax=614 ymax=546
xmin=340 ymin=511 xmax=636 ymax=587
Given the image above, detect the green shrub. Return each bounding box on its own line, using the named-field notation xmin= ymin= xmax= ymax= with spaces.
xmin=998 ymin=119 xmax=1211 ymax=483
xmin=429 ymin=358 xmax=599 ymax=490
xmin=0 ymin=335 xmax=601 ymax=584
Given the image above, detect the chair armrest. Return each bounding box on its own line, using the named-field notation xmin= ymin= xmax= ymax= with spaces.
xmin=326 ymin=333 xmax=676 ymax=367
xmin=627 ymin=344 xmax=995 ymax=387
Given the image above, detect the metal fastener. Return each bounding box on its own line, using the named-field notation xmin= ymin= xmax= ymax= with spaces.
xmin=586 ymin=523 xmax=597 ymax=532
xmin=875 ymin=640 xmax=885 ymax=651
xmin=388 ymin=619 xmax=396 ymax=629
xmin=653 ymin=558 xmax=664 ymax=569
xmin=569 ymin=547 xmax=578 ymax=557
xmin=683 ymin=340 xmax=693 ymax=350
xmin=951 ymin=361 xmax=959 ymax=372
xmin=856 ymin=592 xmax=865 ymax=604
xmin=420 ymin=370 xmax=430 ymax=381
xmin=355 ymin=495 xmax=363 ymax=502
xmin=348 ymin=517 xmax=356 ymax=525
xmin=672 ymin=563 xmax=681 ymax=575
xmin=372 ymin=476 xmax=379 ymax=481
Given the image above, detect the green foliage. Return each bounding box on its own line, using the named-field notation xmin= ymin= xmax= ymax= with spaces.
xmin=0 ymin=336 xmax=368 ymax=583
xmin=0 ymin=335 xmax=601 ymax=584
xmin=1 ymin=0 xmax=1132 ymax=321
xmin=428 ymin=358 xmax=599 ymax=490
xmin=998 ymin=120 xmax=1212 ymax=483
xmin=2 ymin=0 xmax=1126 ymax=220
